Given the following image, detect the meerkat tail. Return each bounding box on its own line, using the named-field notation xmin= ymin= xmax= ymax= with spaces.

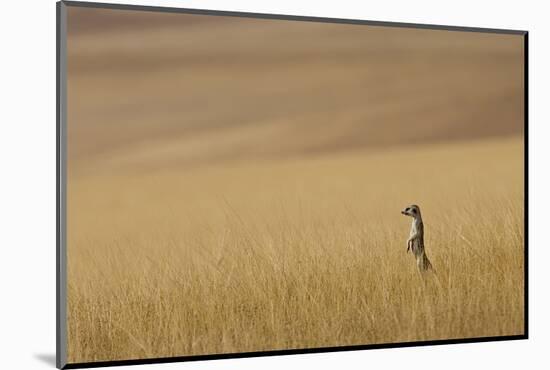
xmin=416 ymin=254 xmax=433 ymax=272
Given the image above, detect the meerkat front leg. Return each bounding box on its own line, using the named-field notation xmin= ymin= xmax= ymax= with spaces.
xmin=407 ymin=231 xmax=419 ymax=253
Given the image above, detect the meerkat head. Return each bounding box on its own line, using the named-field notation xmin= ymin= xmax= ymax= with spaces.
xmin=401 ymin=204 xmax=421 ymax=218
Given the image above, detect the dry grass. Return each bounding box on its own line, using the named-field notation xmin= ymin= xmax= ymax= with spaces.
xmin=67 ymin=136 xmax=524 ymax=363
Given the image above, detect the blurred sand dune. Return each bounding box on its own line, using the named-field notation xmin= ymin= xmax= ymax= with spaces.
xmin=67 ymin=7 xmax=524 ymax=172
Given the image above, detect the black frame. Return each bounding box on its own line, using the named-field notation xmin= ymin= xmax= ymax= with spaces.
xmin=56 ymin=1 xmax=529 ymax=368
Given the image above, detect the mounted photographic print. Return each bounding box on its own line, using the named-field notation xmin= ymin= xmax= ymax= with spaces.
xmin=56 ymin=1 xmax=528 ymax=368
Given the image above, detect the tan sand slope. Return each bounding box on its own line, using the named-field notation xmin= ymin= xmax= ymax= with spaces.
xmin=67 ymin=7 xmax=524 ymax=172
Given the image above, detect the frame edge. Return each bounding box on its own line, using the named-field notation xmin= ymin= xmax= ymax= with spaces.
xmin=61 ymin=0 xmax=527 ymax=35
xmin=56 ymin=1 xmax=68 ymax=369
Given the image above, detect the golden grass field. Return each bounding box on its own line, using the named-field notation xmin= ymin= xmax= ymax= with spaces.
xmin=65 ymin=7 xmax=525 ymax=364
xmin=67 ymin=137 xmax=524 ymax=363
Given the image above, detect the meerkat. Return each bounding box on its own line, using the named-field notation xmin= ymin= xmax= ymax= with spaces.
xmin=401 ymin=204 xmax=433 ymax=272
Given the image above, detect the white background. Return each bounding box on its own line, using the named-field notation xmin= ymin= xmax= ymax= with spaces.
xmin=0 ymin=0 xmax=547 ymax=369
